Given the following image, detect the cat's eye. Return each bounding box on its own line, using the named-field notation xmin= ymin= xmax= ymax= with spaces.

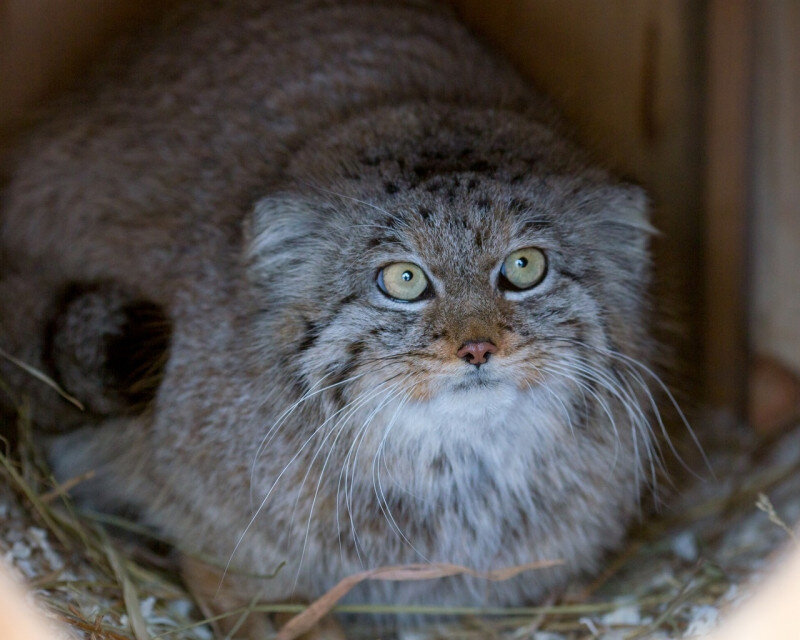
xmin=377 ymin=262 xmax=430 ymax=302
xmin=499 ymin=247 xmax=547 ymax=291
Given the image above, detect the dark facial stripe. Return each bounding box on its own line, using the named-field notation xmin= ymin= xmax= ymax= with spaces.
xmin=296 ymin=320 xmax=320 ymax=354
xmin=296 ymin=294 xmax=360 ymax=355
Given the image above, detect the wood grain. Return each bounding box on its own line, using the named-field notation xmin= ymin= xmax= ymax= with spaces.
xmin=703 ymin=0 xmax=754 ymax=414
xmin=750 ymin=3 xmax=800 ymax=379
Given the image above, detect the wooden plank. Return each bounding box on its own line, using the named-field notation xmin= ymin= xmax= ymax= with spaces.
xmin=747 ymin=2 xmax=800 ymax=431
xmin=750 ymin=2 xmax=800 ymax=373
xmin=703 ymin=0 xmax=754 ymax=414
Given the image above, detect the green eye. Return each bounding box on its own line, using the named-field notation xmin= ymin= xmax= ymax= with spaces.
xmin=377 ymin=262 xmax=430 ymax=301
xmin=500 ymin=247 xmax=547 ymax=291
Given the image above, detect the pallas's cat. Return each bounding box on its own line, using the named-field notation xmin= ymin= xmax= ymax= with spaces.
xmin=0 ymin=0 xmax=659 ymax=634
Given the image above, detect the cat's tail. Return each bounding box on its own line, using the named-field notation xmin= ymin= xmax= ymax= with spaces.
xmin=0 ymin=276 xmax=170 ymax=433
xmin=44 ymin=281 xmax=171 ymax=417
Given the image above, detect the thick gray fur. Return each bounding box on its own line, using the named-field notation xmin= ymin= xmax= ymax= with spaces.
xmin=0 ymin=0 xmax=657 ymax=628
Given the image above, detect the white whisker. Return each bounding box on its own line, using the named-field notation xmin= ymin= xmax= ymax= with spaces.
xmin=373 ymin=392 xmax=429 ymax=561
xmin=224 ymin=372 xmax=390 ymax=589
xmin=541 ymin=361 xmax=623 ymax=468
xmin=248 ymin=369 xmax=368 ymax=503
xmin=555 ymin=352 xmax=666 ymax=498
xmin=562 ymin=338 xmax=710 ymax=478
xmin=559 ymin=353 xmax=660 ymax=481
xmin=292 ymin=377 xmax=408 ymax=590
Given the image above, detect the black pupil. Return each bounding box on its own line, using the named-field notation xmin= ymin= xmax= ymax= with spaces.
xmin=515 ymin=257 xmax=528 ymax=268
xmin=402 ymin=270 xmax=413 ymax=281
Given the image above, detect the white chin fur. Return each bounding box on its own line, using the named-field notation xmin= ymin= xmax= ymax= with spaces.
xmin=388 ymin=377 xmax=565 ymax=450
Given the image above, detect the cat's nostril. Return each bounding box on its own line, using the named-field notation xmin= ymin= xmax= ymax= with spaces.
xmin=456 ymin=340 xmax=497 ymax=365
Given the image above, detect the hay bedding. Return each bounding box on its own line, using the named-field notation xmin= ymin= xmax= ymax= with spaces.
xmin=2 ymin=409 xmax=800 ymax=640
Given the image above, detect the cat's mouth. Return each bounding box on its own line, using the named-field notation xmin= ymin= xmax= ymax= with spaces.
xmin=447 ymin=366 xmax=502 ymax=393
xmin=450 ymin=377 xmax=498 ymax=392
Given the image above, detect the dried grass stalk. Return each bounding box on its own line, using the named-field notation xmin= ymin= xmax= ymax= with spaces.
xmin=276 ymin=559 xmax=563 ymax=640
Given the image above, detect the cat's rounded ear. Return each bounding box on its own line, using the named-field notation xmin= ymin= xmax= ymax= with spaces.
xmin=591 ymin=183 xmax=656 ymax=256
xmin=242 ymin=194 xmax=322 ymax=283
xmin=603 ymin=183 xmax=656 ymax=236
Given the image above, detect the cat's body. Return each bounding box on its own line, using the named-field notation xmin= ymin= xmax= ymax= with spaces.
xmin=0 ymin=0 xmax=655 ymax=629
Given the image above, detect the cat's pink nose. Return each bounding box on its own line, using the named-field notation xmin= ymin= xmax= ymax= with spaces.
xmin=456 ymin=340 xmax=497 ymax=365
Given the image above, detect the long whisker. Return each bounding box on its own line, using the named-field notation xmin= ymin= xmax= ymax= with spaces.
xmin=554 ymin=337 xmax=711 ymax=478
xmin=248 ymin=351 xmax=423 ymax=506
xmin=334 ymin=382 xmax=408 ymax=564
xmin=609 ymin=363 xmax=671 ymax=497
xmin=559 ymin=354 xmax=664 ymax=476
xmin=339 ymin=376 xmax=413 ymax=567
xmin=373 ymin=392 xmax=430 ymax=561
xmin=540 ymin=361 xmax=623 ymax=468
xmin=225 ymin=376 xmax=392 ymax=587
xmin=248 ymin=369 xmax=366 ymax=503
xmin=286 ymin=374 xmax=404 ymax=539
xmin=549 ymin=353 xmax=666 ymax=498
xmin=339 ymin=398 xmax=382 ymax=568
xmin=292 ymin=377 xmax=408 ymax=591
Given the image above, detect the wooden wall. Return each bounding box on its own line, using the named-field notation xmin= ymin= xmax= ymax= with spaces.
xmin=748 ymin=1 xmax=800 ymax=430
xmin=751 ymin=3 xmax=800 ymax=373
xmin=703 ymin=0 xmax=752 ymax=416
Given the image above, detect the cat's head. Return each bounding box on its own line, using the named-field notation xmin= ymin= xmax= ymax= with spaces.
xmin=244 ymin=105 xmax=654 ymax=442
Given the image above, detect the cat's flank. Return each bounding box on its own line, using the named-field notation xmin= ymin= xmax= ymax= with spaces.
xmin=0 ymin=0 xmax=657 ymax=635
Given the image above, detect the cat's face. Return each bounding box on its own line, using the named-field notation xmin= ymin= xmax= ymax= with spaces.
xmin=246 ymin=106 xmax=653 ymax=444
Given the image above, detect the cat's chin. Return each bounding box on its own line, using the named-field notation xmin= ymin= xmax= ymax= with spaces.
xmin=438 ymin=366 xmax=529 ymax=398
xmin=448 ymin=374 xmax=501 ymax=393
xmin=395 ymin=374 xmax=555 ymax=440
